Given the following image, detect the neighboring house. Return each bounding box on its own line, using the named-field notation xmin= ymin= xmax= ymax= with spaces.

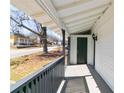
xmin=10 ymin=33 xmax=33 ymax=48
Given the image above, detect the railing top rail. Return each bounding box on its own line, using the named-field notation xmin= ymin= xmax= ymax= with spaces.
xmin=10 ymin=55 xmax=64 ymax=92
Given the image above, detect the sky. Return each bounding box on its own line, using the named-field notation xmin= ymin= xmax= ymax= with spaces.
xmin=10 ymin=5 xmax=62 ymax=41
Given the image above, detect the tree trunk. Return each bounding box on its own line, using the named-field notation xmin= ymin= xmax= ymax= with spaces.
xmin=42 ymin=27 xmax=48 ymax=54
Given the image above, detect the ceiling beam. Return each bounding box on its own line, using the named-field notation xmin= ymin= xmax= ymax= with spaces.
xmin=62 ymin=5 xmax=107 ymax=22
xmin=36 ymin=0 xmax=68 ymax=33
xmin=68 ymin=23 xmax=93 ymax=31
xmin=65 ymin=15 xmax=100 ymax=26
xmin=70 ymin=27 xmax=91 ymax=34
xmin=55 ymin=0 xmax=90 ymax=11
xmin=67 ymin=20 xmax=95 ymax=28
xmin=69 ymin=24 xmax=92 ymax=31
xmin=69 ymin=26 xmax=92 ymax=34
xmin=58 ymin=0 xmax=111 ymax=18
xmin=63 ymin=13 xmax=101 ymax=24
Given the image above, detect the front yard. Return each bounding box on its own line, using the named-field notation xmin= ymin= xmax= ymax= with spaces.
xmin=10 ymin=48 xmax=62 ymax=82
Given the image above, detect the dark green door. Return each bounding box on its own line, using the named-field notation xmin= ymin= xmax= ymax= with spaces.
xmin=77 ymin=37 xmax=87 ymax=64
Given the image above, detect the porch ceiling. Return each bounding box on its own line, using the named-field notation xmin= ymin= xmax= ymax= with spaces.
xmin=51 ymin=0 xmax=112 ymax=34
xmin=11 ymin=0 xmax=112 ymax=35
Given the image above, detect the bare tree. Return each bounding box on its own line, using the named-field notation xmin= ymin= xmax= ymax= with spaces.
xmin=10 ymin=5 xmax=62 ymax=54
xmin=10 ymin=7 xmax=48 ymax=54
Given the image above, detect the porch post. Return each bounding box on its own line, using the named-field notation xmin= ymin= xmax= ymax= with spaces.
xmin=93 ymin=39 xmax=96 ymax=68
xmin=61 ymin=29 xmax=65 ymax=80
xmin=42 ymin=27 xmax=48 ymax=54
xmin=61 ymin=29 xmax=65 ymax=60
xmin=67 ymin=36 xmax=70 ymax=65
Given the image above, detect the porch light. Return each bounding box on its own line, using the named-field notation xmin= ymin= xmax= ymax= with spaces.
xmin=92 ymin=33 xmax=97 ymax=41
xmin=92 ymin=33 xmax=97 ymax=69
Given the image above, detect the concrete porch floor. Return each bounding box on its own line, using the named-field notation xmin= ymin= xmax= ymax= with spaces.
xmin=61 ymin=65 xmax=113 ymax=93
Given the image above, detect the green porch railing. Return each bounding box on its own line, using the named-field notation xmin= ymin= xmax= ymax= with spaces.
xmin=10 ymin=56 xmax=64 ymax=93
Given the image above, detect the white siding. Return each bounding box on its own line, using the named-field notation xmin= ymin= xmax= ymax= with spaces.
xmin=70 ymin=35 xmax=93 ymax=65
xmin=92 ymin=4 xmax=114 ymax=91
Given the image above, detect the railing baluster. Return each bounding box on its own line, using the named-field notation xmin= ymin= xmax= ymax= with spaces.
xmin=25 ymin=85 xmax=28 ymax=93
xmin=32 ymin=80 xmax=35 ymax=93
xmin=39 ymin=74 xmax=42 ymax=93
xmin=28 ymin=82 xmax=31 ymax=93
xmin=41 ymin=74 xmax=44 ymax=93
xmin=36 ymin=77 xmax=39 ymax=93
xmin=44 ymin=72 xmax=46 ymax=93
xmin=46 ymin=71 xmax=48 ymax=93
xmin=20 ymin=88 xmax=24 ymax=93
xmin=47 ymin=71 xmax=49 ymax=93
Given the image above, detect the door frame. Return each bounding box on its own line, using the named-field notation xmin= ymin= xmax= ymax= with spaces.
xmin=70 ymin=35 xmax=93 ymax=65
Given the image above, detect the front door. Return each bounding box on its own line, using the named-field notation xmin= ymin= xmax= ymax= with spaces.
xmin=77 ymin=37 xmax=87 ymax=64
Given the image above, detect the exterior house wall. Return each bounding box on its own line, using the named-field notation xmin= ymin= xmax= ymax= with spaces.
xmin=17 ymin=37 xmax=33 ymax=45
xmin=92 ymin=4 xmax=114 ymax=91
xmin=70 ymin=35 xmax=93 ymax=65
xmin=10 ymin=34 xmax=34 ymax=47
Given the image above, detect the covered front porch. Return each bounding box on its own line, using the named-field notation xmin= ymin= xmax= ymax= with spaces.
xmin=10 ymin=0 xmax=114 ymax=93
xmin=10 ymin=56 xmax=113 ymax=93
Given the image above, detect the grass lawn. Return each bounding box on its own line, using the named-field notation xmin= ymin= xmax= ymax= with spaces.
xmin=10 ymin=48 xmax=62 ymax=82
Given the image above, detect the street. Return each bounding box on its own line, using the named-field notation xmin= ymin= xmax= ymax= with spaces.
xmin=10 ymin=46 xmax=59 ymax=58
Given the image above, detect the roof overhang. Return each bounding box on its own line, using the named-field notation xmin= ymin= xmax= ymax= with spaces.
xmin=11 ymin=0 xmax=112 ymax=35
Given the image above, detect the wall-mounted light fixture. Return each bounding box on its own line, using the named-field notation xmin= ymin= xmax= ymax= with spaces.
xmin=92 ymin=33 xmax=98 ymax=69
xmin=92 ymin=33 xmax=97 ymax=41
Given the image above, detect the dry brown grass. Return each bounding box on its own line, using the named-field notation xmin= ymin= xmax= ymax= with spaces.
xmin=10 ymin=48 xmax=62 ymax=81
